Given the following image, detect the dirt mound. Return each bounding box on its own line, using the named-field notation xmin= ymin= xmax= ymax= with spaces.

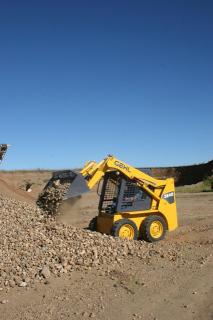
xmin=1 ymin=193 xmax=164 ymax=289
xmin=0 ymin=177 xmax=34 ymax=203
xmin=3 ymin=192 xmax=202 ymax=290
xmin=0 ymin=171 xmax=52 ymax=203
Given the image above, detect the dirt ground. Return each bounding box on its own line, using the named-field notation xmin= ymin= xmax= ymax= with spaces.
xmin=0 ymin=172 xmax=213 ymax=320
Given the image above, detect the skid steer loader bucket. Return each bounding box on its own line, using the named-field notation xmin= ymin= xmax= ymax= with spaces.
xmin=37 ymin=170 xmax=90 ymax=215
xmin=49 ymin=170 xmax=90 ymax=199
xmin=64 ymin=173 xmax=89 ymax=199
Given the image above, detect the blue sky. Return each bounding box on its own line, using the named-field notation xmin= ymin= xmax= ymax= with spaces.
xmin=0 ymin=1 xmax=212 ymax=169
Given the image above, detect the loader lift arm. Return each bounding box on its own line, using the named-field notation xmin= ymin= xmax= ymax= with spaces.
xmin=80 ymin=155 xmax=166 ymax=202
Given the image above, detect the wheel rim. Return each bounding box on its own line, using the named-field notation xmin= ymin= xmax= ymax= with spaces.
xmin=150 ymin=221 xmax=163 ymax=238
xmin=118 ymin=224 xmax=135 ymax=239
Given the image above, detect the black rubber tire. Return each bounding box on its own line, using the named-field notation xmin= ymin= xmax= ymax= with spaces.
xmin=111 ymin=219 xmax=139 ymax=240
xmin=141 ymin=215 xmax=167 ymax=243
xmin=88 ymin=216 xmax=97 ymax=231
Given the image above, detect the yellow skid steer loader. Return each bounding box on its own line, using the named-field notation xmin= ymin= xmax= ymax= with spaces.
xmin=38 ymin=155 xmax=178 ymax=242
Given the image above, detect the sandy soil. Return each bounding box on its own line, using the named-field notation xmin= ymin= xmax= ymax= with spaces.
xmin=0 ymin=172 xmax=212 ymax=320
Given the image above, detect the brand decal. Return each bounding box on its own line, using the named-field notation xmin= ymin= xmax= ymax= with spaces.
xmin=114 ymin=161 xmax=130 ymax=172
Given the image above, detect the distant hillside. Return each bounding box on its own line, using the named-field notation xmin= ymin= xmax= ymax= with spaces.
xmin=151 ymin=160 xmax=213 ymax=186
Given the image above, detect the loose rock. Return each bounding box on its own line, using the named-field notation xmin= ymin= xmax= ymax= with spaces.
xmin=41 ymin=266 xmax=51 ymax=279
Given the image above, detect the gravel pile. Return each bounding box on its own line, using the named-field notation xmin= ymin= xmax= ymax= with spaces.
xmin=0 ymin=193 xmax=181 ymax=289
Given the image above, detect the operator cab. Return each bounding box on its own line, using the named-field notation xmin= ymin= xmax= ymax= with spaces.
xmin=98 ymin=170 xmax=152 ymax=214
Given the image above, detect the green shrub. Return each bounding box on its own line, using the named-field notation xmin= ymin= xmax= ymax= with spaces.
xmin=203 ymin=175 xmax=213 ymax=190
